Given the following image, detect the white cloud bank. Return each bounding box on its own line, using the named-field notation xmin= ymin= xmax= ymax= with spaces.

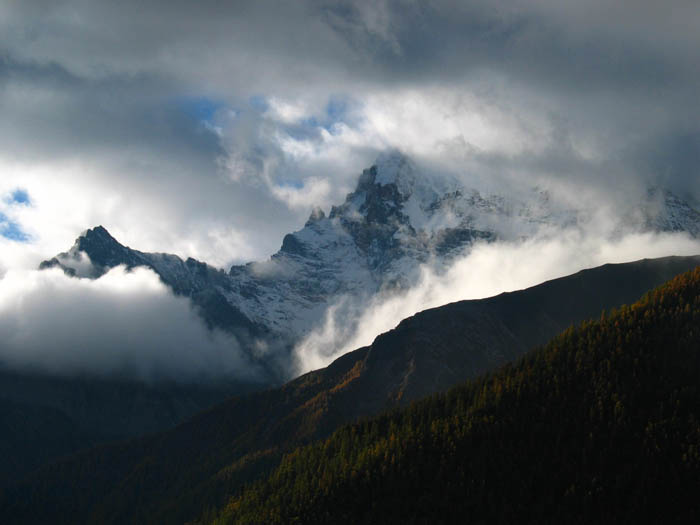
xmin=294 ymin=230 xmax=700 ymax=373
xmin=0 ymin=265 xmax=262 ymax=383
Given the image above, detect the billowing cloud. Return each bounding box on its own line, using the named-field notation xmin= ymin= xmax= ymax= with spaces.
xmin=0 ymin=265 xmax=263 ymax=382
xmin=1 ymin=1 xmax=698 ymax=273
xmin=294 ymin=230 xmax=700 ymax=372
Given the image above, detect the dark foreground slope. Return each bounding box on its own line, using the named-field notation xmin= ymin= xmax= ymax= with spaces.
xmin=0 ymin=371 xmax=260 ymax=487
xmin=212 ymin=266 xmax=700 ymax=525
xmin=2 ymin=255 xmax=698 ymax=524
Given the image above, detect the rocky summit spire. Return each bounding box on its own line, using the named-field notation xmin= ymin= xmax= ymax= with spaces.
xmin=39 ymin=225 xmax=127 ymax=277
xmin=372 ymin=150 xmax=417 ymax=197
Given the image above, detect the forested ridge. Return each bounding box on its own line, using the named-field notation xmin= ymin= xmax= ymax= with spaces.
xmin=208 ymin=267 xmax=700 ymax=524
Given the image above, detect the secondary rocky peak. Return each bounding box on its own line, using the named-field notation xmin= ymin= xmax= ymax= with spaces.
xmin=304 ymin=206 xmax=326 ymax=227
xmin=39 ymin=225 xmax=144 ymax=279
xmin=71 ymin=225 xmax=132 ymax=267
xmin=75 ymin=225 xmax=120 ymax=250
xmin=81 ymin=224 xmax=112 ymax=238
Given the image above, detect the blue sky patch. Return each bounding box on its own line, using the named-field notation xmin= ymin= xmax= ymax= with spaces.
xmin=178 ymin=96 xmax=223 ymax=123
xmin=0 ymin=212 xmax=30 ymax=242
xmin=8 ymin=188 xmax=31 ymax=205
xmin=249 ymin=95 xmax=269 ymax=112
xmin=301 ymin=116 xmax=319 ymax=128
xmin=326 ymin=97 xmax=350 ymax=123
xmin=277 ymin=179 xmax=305 ymax=190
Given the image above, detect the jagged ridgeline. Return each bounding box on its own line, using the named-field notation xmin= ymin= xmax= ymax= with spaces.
xmin=209 ymin=267 xmax=700 ymax=524
xmin=40 ymin=153 xmax=700 ymax=383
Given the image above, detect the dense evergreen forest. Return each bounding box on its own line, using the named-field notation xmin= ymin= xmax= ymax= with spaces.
xmin=207 ymin=267 xmax=700 ymax=524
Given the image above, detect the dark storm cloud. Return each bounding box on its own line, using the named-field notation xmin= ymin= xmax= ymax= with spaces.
xmin=0 ymin=56 xmax=222 ymax=166
xmin=313 ymin=1 xmax=700 ymax=199
xmin=3 ymin=1 xmax=698 ymax=109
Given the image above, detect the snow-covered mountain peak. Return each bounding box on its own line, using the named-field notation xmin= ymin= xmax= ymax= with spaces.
xmin=372 ymin=150 xmax=417 ymax=197
xmin=41 ymin=154 xmax=700 ymax=382
xmin=326 ymin=153 xmax=458 ymax=233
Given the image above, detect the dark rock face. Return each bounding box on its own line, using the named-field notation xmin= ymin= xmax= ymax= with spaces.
xmin=328 ymin=166 xmax=414 ymax=273
xmin=41 ymin=226 xmax=145 ymax=277
xmin=279 ymin=233 xmax=306 ymax=256
xmin=38 ymin=258 xmax=76 ymax=275
xmin=435 ymin=227 xmax=494 ymax=256
xmin=73 ymin=226 xmax=135 ymax=269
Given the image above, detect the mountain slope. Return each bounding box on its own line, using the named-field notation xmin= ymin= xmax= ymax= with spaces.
xmin=211 ymin=266 xmax=700 ymax=525
xmin=0 ymin=369 xmax=261 ymax=487
xmin=4 ymin=255 xmax=699 ymax=524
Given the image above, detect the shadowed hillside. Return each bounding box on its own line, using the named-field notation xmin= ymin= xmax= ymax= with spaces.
xmin=211 ymin=266 xmax=700 ymax=524
xmin=2 ymin=255 xmax=698 ymax=524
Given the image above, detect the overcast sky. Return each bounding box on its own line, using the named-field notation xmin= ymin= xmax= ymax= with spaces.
xmin=0 ymin=0 xmax=698 ymax=271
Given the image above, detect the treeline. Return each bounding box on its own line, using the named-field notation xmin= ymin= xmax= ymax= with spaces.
xmin=209 ymin=267 xmax=700 ymax=524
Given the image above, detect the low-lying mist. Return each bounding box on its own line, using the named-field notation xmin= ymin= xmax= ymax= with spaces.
xmin=0 ymin=265 xmax=264 ymax=383
xmin=293 ymin=230 xmax=700 ymax=373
